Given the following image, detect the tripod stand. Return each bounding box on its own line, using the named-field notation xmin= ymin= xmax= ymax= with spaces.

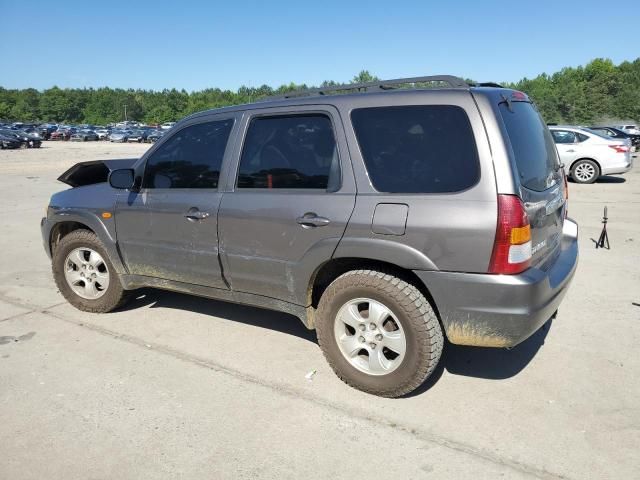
xmin=596 ymin=206 xmax=610 ymax=249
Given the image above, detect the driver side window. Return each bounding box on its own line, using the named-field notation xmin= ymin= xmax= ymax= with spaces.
xmin=143 ymin=119 xmax=234 ymax=189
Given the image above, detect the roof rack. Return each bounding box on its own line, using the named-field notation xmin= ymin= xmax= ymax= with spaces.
xmin=268 ymin=75 xmax=470 ymax=100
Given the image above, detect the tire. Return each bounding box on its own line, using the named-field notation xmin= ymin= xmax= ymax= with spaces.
xmin=52 ymin=230 xmax=130 ymax=313
xmin=571 ymin=159 xmax=599 ymax=184
xmin=315 ymin=269 xmax=443 ymax=397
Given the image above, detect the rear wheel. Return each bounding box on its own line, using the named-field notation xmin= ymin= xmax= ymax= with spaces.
xmin=316 ymin=270 xmax=443 ymax=397
xmin=52 ymin=230 xmax=130 ymax=313
xmin=571 ymin=159 xmax=599 ymax=184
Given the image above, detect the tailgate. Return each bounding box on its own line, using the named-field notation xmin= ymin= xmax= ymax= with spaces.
xmin=498 ymin=96 xmax=566 ymax=266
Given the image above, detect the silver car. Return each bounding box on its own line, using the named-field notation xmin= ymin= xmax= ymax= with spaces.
xmin=549 ymin=126 xmax=633 ymax=183
xmin=616 ymin=124 xmax=640 ymax=135
xmin=108 ymin=130 xmax=130 ymax=143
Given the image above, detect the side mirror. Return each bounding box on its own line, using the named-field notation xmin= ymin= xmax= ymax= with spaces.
xmin=108 ymin=168 xmax=135 ymax=190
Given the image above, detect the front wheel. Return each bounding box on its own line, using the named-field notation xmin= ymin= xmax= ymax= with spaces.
xmin=571 ymin=159 xmax=600 ymax=184
xmin=52 ymin=230 xmax=130 ymax=313
xmin=316 ymin=270 xmax=443 ymax=397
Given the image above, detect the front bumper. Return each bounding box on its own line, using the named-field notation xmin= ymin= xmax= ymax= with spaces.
xmin=414 ymin=218 xmax=579 ymax=348
xmin=41 ymin=216 xmax=52 ymax=259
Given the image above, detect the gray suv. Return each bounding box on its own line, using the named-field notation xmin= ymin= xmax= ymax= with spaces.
xmin=41 ymin=75 xmax=578 ymax=397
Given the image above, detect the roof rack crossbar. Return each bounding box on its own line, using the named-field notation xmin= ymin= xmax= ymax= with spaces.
xmin=270 ymin=75 xmax=469 ymax=100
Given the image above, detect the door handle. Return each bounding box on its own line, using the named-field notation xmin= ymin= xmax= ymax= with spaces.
xmin=566 ymin=149 xmax=576 ymax=153
xmin=184 ymin=208 xmax=210 ymax=221
xmin=296 ymin=212 xmax=330 ymax=228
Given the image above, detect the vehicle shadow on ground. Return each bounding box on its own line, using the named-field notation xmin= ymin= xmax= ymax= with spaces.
xmin=119 ymin=288 xmax=551 ymax=397
xmin=596 ymin=175 xmax=626 ymax=183
xmin=119 ymin=288 xmax=317 ymax=343
xmin=405 ymin=319 xmax=552 ymax=397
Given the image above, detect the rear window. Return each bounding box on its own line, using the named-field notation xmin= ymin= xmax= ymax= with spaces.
xmin=351 ymin=105 xmax=480 ymax=193
xmin=499 ymin=101 xmax=560 ymax=192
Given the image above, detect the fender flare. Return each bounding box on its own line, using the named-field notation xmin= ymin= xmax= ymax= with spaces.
xmin=46 ymin=209 xmax=127 ymax=274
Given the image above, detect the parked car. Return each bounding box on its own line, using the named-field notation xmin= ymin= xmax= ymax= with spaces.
xmin=549 ymin=126 xmax=633 ymax=183
xmin=160 ymin=122 xmax=175 ymax=130
xmin=616 ymin=124 xmax=640 ymax=135
xmin=0 ymin=133 xmax=22 ymax=149
xmin=17 ymin=129 xmax=43 ymax=148
xmin=108 ymin=129 xmax=130 ymax=143
xmin=70 ymin=130 xmax=99 ymax=142
xmin=41 ymin=75 xmax=578 ymax=397
xmin=146 ymin=129 xmax=165 ymax=143
xmin=95 ymin=128 xmax=111 ymax=140
xmin=587 ymin=126 xmax=639 ymax=150
xmin=0 ymin=129 xmax=29 ymax=148
xmin=126 ymin=129 xmax=147 ymax=143
xmin=50 ymin=128 xmax=76 ymax=141
xmin=39 ymin=124 xmax=58 ymax=140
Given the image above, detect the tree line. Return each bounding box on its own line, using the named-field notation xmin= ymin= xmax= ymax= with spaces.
xmin=1 ymin=59 xmax=638 ymax=125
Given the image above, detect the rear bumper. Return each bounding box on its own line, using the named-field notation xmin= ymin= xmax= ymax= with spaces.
xmin=414 ymin=218 xmax=578 ymax=348
xmin=602 ymin=155 xmax=633 ymax=175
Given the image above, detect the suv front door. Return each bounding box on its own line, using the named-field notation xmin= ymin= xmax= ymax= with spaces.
xmin=115 ymin=115 xmax=239 ymax=288
xmin=218 ymin=107 xmax=356 ymax=305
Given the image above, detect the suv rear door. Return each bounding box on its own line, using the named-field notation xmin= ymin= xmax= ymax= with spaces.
xmin=218 ymin=106 xmax=356 ymax=305
xmin=498 ymin=97 xmax=566 ymax=268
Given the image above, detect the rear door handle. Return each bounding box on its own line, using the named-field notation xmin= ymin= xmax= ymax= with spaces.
xmin=296 ymin=213 xmax=330 ymax=228
xmin=184 ymin=208 xmax=210 ymax=221
xmin=566 ymin=149 xmax=576 ymax=152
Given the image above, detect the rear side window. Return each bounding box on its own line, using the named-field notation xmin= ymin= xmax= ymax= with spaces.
xmin=500 ymin=102 xmax=559 ymax=192
xmin=237 ymin=114 xmax=338 ymax=190
xmin=551 ymin=130 xmax=577 ymax=144
xmin=143 ymin=119 xmax=233 ymax=189
xmin=351 ymin=105 xmax=479 ymax=193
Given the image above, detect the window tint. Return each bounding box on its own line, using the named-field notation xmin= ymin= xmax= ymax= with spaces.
xmin=577 ymin=132 xmax=589 ymax=142
xmin=500 ymin=102 xmax=559 ymax=192
xmin=237 ymin=114 xmax=338 ymax=189
xmin=351 ymin=105 xmax=479 ymax=193
xmin=143 ymin=119 xmax=233 ymax=189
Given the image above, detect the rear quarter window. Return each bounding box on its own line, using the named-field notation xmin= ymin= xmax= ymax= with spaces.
xmin=351 ymin=105 xmax=480 ymax=193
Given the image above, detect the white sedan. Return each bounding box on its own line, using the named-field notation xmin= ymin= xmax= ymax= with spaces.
xmin=549 ymin=126 xmax=633 ymax=184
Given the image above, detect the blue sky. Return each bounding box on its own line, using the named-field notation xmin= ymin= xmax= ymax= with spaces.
xmin=1 ymin=0 xmax=638 ymax=91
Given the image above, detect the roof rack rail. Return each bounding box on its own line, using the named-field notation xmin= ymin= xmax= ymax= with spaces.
xmin=268 ymin=75 xmax=470 ymax=100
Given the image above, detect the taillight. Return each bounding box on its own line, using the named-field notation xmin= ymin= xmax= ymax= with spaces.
xmin=489 ymin=195 xmax=532 ymax=274
xmin=609 ymin=145 xmax=629 ymax=153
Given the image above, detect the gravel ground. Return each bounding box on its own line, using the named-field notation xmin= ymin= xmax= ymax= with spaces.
xmin=0 ymin=141 xmax=638 ymax=479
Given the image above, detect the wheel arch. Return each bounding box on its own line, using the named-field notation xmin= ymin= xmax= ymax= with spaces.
xmin=307 ymin=257 xmax=442 ymax=330
xmin=47 ymin=211 xmax=126 ymax=274
xmin=49 ymin=220 xmax=94 ymax=255
xmin=569 ymin=157 xmax=601 ymax=173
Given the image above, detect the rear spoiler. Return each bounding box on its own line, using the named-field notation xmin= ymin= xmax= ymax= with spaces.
xmin=58 ymin=158 xmax=138 ymax=187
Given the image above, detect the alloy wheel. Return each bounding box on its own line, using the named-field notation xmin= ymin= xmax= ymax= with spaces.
xmin=63 ymin=247 xmax=110 ymax=299
xmin=334 ymin=298 xmax=407 ymax=376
